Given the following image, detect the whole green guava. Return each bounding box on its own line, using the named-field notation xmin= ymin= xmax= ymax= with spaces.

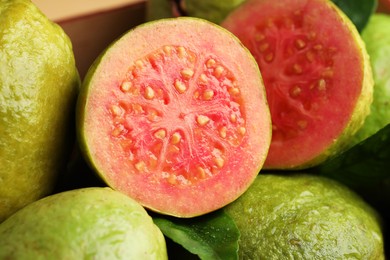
xmin=224 ymin=174 xmax=385 ymax=259
xmin=0 ymin=187 xmax=168 ymax=259
xmin=0 ymin=0 xmax=79 ymax=222
xmin=353 ymin=14 xmax=390 ymax=143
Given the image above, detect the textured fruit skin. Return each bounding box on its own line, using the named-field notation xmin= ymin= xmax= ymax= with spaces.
xmin=222 ymin=0 xmax=374 ymax=169
xmin=353 ymin=14 xmax=390 ymax=144
xmin=76 ymin=17 xmax=271 ymax=217
xmin=0 ymin=0 xmax=80 ymax=222
xmin=147 ymin=0 xmax=245 ymax=23
xmin=224 ymin=174 xmax=385 ymax=260
xmin=0 ymin=187 xmax=167 ymax=259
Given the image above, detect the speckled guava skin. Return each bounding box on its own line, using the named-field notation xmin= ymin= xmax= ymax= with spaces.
xmin=224 ymin=174 xmax=385 ymax=260
xmin=147 ymin=0 xmax=245 ymax=24
xmin=353 ymin=14 xmax=390 ymax=144
xmin=0 ymin=0 xmax=80 ymax=222
xmin=0 ymin=187 xmax=168 ymax=259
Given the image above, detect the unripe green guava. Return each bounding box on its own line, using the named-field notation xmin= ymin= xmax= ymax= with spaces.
xmin=0 ymin=187 xmax=168 ymax=259
xmin=224 ymin=174 xmax=385 ymax=259
xmin=353 ymin=14 xmax=390 ymax=143
xmin=0 ymin=0 xmax=80 ymax=222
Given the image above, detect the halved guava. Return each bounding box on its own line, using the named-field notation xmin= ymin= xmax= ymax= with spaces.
xmin=222 ymin=0 xmax=374 ymax=169
xmin=77 ymin=17 xmax=272 ymax=217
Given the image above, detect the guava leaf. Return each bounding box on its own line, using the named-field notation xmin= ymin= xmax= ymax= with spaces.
xmin=313 ymin=124 xmax=390 ymax=187
xmin=332 ymin=0 xmax=377 ymax=32
xmin=153 ymin=210 xmax=240 ymax=260
xmin=312 ymin=124 xmax=390 ymax=219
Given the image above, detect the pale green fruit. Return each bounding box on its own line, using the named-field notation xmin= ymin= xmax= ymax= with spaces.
xmin=224 ymin=174 xmax=385 ymax=259
xmin=0 ymin=0 xmax=79 ymax=222
xmin=0 ymin=187 xmax=168 ymax=259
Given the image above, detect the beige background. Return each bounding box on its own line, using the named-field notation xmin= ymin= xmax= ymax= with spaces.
xmin=31 ymin=0 xmax=145 ymax=21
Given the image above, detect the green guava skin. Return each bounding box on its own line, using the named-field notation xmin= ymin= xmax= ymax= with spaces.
xmin=0 ymin=0 xmax=80 ymax=222
xmin=224 ymin=174 xmax=385 ymax=260
xmin=353 ymin=14 xmax=390 ymax=144
xmin=146 ymin=0 xmax=174 ymax=21
xmin=0 ymin=187 xmax=168 ymax=259
xmin=184 ymin=0 xmax=245 ymax=24
xmin=147 ymin=0 xmax=245 ymax=24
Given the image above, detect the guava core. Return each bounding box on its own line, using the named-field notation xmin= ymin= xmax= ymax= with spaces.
xmin=222 ymin=0 xmax=374 ymax=169
xmin=0 ymin=187 xmax=167 ymax=259
xmin=77 ymin=17 xmax=272 ymax=218
xmin=224 ymin=174 xmax=385 ymax=259
xmin=0 ymin=0 xmax=80 ymax=222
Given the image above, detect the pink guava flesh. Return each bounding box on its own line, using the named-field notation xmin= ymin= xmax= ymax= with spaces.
xmin=78 ymin=18 xmax=271 ymax=217
xmin=222 ymin=0 xmax=367 ymax=169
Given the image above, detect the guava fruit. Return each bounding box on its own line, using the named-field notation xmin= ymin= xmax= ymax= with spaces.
xmin=224 ymin=173 xmax=385 ymax=259
xmin=0 ymin=0 xmax=80 ymax=222
xmin=352 ymin=14 xmax=390 ymax=144
xmin=147 ymin=0 xmax=245 ymax=24
xmin=221 ymin=0 xmax=374 ymax=169
xmin=0 ymin=187 xmax=167 ymax=259
xmin=77 ymin=17 xmax=272 ymax=218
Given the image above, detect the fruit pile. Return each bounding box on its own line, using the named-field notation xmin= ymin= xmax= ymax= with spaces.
xmin=0 ymin=0 xmax=388 ymax=258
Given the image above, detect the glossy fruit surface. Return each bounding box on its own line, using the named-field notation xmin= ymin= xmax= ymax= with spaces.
xmin=222 ymin=0 xmax=373 ymax=169
xmin=224 ymin=174 xmax=385 ymax=259
xmin=77 ymin=17 xmax=271 ymax=217
xmin=0 ymin=0 xmax=79 ymax=222
xmin=0 ymin=187 xmax=167 ymax=259
xmin=353 ymin=14 xmax=390 ymax=143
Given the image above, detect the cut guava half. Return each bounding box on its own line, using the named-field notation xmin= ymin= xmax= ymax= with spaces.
xmin=77 ymin=17 xmax=271 ymax=217
xmin=222 ymin=0 xmax=374 ymax=169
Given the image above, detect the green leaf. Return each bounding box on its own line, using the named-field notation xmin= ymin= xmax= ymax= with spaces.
xmin=332 ymin=0 xmax=378 ymax=32
xmin=153 ymin=210 xmax=240 ymax=260
xmin=312 ymin=124 xmax=390 ymax=218
xmin=313 ymin=124 xmax=390 ymax=188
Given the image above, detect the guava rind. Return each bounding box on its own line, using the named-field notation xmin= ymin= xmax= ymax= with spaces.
xmin=0 ymin=187 xmax=167 ymax=259
xmin=76 ymin=17 xmax=271 ymax=217
xmin=224 ymin=174 xmax=385 ymax=259
xmin=221 ymin=0 xmax=374 ymax=169
xmin=0 ymin=0 xmax=80 ymax=222
xmin=352 ymin=14 xmax=390 ymax=144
